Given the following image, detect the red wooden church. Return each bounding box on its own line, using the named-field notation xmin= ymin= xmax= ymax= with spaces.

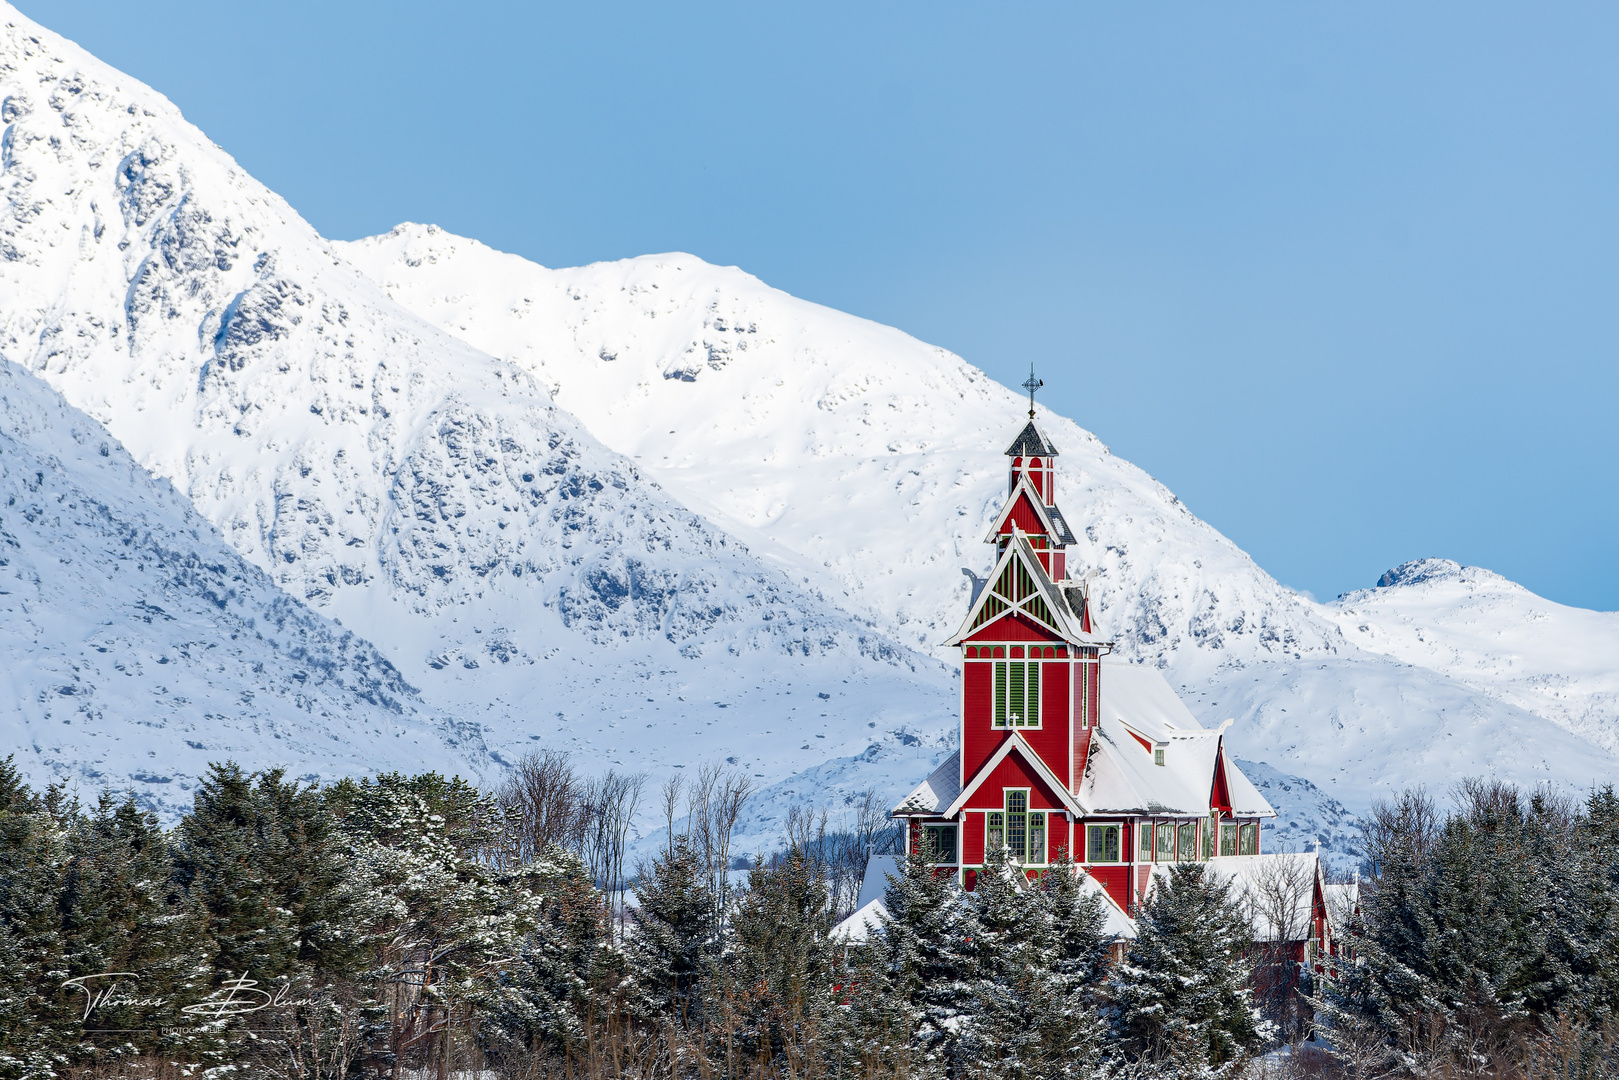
xmin=890 ymin=395 xmax=1283 ymax=920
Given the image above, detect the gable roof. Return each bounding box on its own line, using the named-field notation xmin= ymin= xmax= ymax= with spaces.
xmin=943 ymin=731 xmax=1087 ymax=818
xmin=893 ymin=751 xmax=962 ymax=816
xmin=1076 ymin=663 xmax=1277 ymax=819
xmin=982 ymin=473 xmax=1078 ymax=546
xmin=946 ymin=533 xmax=1099 ymax=646
xmin=1005 ymin=420 xmax=1059 ymax=458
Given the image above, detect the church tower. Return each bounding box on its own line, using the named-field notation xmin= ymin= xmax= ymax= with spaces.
xmin=892 ymin=369 xmax=1278 ymax=912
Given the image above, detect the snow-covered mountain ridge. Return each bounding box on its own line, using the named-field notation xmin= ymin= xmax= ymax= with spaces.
xmin=0 ymin=2 xmax=955 ymax=839
xmin=340 ymin=225 xmax=1619 ymax=807
xmin=0 ymin=356 xmax=488 ymax=809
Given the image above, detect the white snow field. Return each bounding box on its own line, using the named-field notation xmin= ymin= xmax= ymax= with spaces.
xmin=1 ymin=1 xmax=1614 ymax=851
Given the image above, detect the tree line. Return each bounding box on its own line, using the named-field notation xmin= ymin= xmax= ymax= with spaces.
xmin=4 ymin=749 xmax=1619 ymax=1080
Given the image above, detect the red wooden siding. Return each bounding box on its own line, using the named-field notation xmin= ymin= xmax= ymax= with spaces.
xmin=1211 ymin=749 xmax=1232 ymax=812
xmin=964 ymin=612 xmax=1064 ymax=643
xmin=1024 ymin=658 xmax=1070 ymax=785
xmin=961 ymin=753 xmax=1068 ymax=812
xmin=962 ymin=811 xmax=985 ymax=865
xmin=963 ymin=660 xmax=996 ymax=781
xmin=995 ymin=490 xmax=1050 ymax=538
xmin=1088 ymin=865 xmax=1132 ymax=912
xmin=1048 ymin=814 xmax=1071 ymax=859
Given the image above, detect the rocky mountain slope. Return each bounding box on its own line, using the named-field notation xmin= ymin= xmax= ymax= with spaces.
xmin=0 ymin=2 xmax=953 ymax=839
xmin=0 ymin=356 xmax=487 ymax=811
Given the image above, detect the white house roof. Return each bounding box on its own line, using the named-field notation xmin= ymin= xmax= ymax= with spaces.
xmin=1149 ymin=853 xmax=1323 ymax=943
xmin=830 ymin=897 xmax=890 ymax=944
xmin=1078 ymin=663 xmax=1276 ymax=819
xmin=856 ymin=854 xmax=901 ymax=910
xmin=893 ymin=751 xmax=962 ymax=816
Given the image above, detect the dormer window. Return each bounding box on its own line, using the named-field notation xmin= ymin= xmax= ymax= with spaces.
xmin=1154 ymin=747 xmax=1165 ymax=766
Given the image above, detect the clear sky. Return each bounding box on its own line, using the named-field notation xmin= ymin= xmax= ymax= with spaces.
xmin=22 ymin=1 xmax=1618 ymax=611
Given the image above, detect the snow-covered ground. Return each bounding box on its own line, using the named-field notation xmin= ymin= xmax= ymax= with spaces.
xmin=1 ymin=1 xmax=1614 ymax=853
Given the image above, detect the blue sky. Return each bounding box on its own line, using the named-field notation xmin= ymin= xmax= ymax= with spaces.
xmin=25 ymin=1 xmax=1618 ymax=610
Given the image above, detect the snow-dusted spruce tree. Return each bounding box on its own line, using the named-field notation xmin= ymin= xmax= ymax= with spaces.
xmin=880 ymin=848 xmax=979 ymax=1075
xmin=486 ymin=843 xmax=614 ymax=1064
xmin=818 ymin=936 xmax=912 ymax=1079
xmin=0 ymin=757 xmax=69 ymax=1080
xmin=172 ymin=762 xmax=361 ymax=983
xmin=1111 ymin=863 xmax=1269 ymax=1077
xmin=57 ymin=794 xmax=217 ymax=1065
xmin=709 ymin=849 xmax=837 ymax=1068
xmin=625 ymin=833 xmax=715 ymax=1023
xmin=968 ymin=847 xmax=1112 ymax=1080
xmin=328 ymin=772 xmax=543 ymax=1075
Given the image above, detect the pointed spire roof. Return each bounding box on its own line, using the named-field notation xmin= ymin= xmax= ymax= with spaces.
xmin=1004 ymin=419 xmax=1059 ymax=458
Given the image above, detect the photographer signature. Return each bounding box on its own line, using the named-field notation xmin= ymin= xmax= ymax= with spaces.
xmin=63 ymin=972 xmax=316 ymax=1020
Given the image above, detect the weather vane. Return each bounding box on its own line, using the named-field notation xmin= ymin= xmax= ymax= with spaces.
xmin=1022 ymin=364 xmax=1043 ymax=419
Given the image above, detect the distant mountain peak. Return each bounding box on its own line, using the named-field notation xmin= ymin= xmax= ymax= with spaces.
xmin=1376 ymin=558 xmax=1465 ymax=589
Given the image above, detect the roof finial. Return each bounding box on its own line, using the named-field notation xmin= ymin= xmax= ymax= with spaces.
xmin=1022 ymin=364 xmax=1043 ymax=420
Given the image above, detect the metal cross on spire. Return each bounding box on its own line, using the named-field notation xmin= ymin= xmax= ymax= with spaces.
xmin=1022 ymin=364 xmax=1043 ymax=419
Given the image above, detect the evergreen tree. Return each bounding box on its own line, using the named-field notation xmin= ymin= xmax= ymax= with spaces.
xmin=1112 ymin=864 xmax=1268 ymax=1077
xmin=0 ymin=759 xmax=67 ymax=1080
xmin=488 ymin=844 xmax=612 ymax=1063
xmin=625 ymin=834 xmax=713 ymax=1022
xmin=331 ymin=772 xmax=540 ymax=1073
xmin=173 ymin=762 xmax=359 ymax=983
xmin=57 ymin=794 xmax=216 ymax=1064
xmin=714 ymin=849 xmax=836 ymax=1064
xmin=818 ymin=939 xmax=912 ymax=1080
xmin=879 ymin=850 xmax=977 ymax=1074
xmin=969 ymin=849 xmax=1113 ymax=1080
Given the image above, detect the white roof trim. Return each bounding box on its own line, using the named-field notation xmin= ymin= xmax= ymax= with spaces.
xmin=942 ymin=731 xmax=1088 ymax=819
xmin=946 ymin=532 xmax=1095 ymax=646
xmin=981 ymin=473 xmax=1066 ymax=546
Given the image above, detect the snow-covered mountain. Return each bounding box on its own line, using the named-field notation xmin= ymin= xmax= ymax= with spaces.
xmin=0 ymin=356 xmax=487 ymax=811
xmin=1330 ymin=558 xmax=1619 ymax=754
xmin=338 ymin=225 xmax=1619 ymax=816
xmin=2 ymin=1 xmax=1613 ymax=852
xmin=0 ymin=3 xmax=953 ymax=840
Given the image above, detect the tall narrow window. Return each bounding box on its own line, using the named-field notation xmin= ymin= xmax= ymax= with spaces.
xmin=1220 ymin=822 xmax=1238 ymax=857
xmin=923 ymin=824 xmax=958 ymax=865
xmin=1029 ymin=812 xmax=1046 ymax=864
xmin=1006 ymin=791 xmax=1028 ymax=860
xmin=1157 ymin=822 xmax=1176 ymax=861
xmin=988 ymin=812 xmax=1005 ymax=854
xmin=1178 ymin=822 xmax=1197 ymax=862
xmin=992 ymin=661 xmax=1041 ymax=727
xmin=1239 ymin=821 xmax=1259 ymax=856
xmin=1140 ymin=822 xmax=1154 ymax=861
